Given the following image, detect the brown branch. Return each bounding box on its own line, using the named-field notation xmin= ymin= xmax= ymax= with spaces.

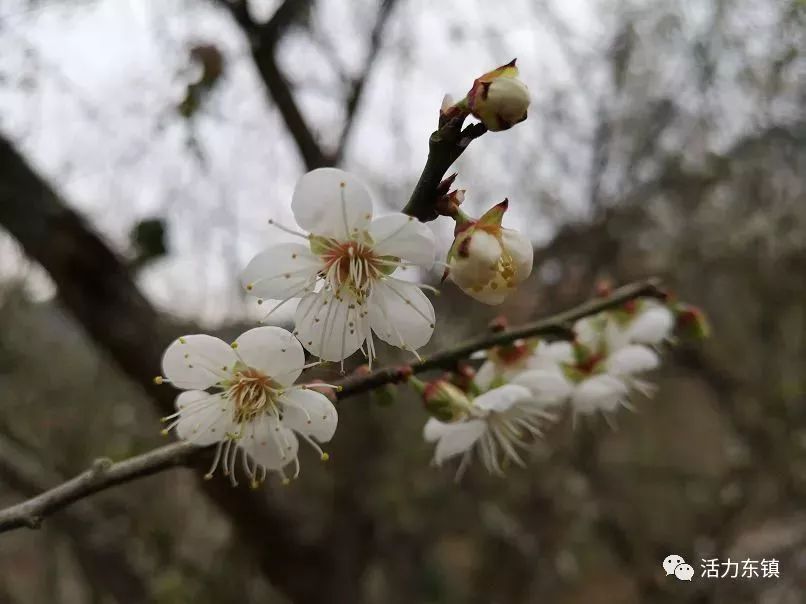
xmin=402 ymin=117 xmax=487 ymax=221
xmin=334 ymin=277 xmax=665 ymax=398
xmin=0 ymin=277 xmax=664 ymax=534
xmin=0 ymin=440 xmax=196 ymax=532
xmin=216 ymin=0 xmax=331 ymax=169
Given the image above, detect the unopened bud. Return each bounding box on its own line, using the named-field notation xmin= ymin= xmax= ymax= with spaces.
xmin=414 ymin=378 xmax=472 ymax=422
xmin=466 ymin=59 xmax=530 ymax=132
xmin=674 ymin=303 xmax=710 ymax=340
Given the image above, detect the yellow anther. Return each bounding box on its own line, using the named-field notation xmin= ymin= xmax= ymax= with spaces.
xmin=203 ymin=473 xmax=214 ymax=480
xmin=153 ymin=376 xmax=164 ymax=385
xmin=231 ymin=342 xmax=239 ymax=349
xmin=250 ymin=480 xmax=259 ymax=489
xmin=246 ymin=283 xmax=253 ymax=291
xmin=282 ymin=477 xmax=291 ymax=486
xmin=160 ymin=429 xmax=169 ymax=436
xmin=320 ymin=452 xmax=330 ymax=462
xmin=179 ymin=337 xmax=187 ymax=344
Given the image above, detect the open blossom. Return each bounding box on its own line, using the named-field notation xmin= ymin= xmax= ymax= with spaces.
xmin=242 ymin=168 xmax=437 ymax=367
xmin=447 ymin=199 xmax=533 ymax=305
xmin=513 ymin=338 xmax=660 ymax=418
xmin=158 ymin=326 xmax=337 ymax=486
xmin=575 ymin=299 xmax=674 ymax=352
xmin=422 ymin=384 xmax=554 ymax=479
xmin=466 ymin=59 xmax=530 ymax=132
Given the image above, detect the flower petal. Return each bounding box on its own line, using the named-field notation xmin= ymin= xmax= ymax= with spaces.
xmin=174 ymin=390 xmax=233 ymax=445
xmin=500 ymin=228 xmax=533 ymax=284
xmin=241 ymin=243 xmax=320 ymax=300
xmin=571 ymin=374 xmax=628 ymax=415
xmin=433 ymin=419 xmax=486 ymax=464
xmin=162 ymin=334 xmax=236 ymax=389
xmin=473 ymin=384 xmax=532 ymax=412
xmin=368 ymin=214 xmax=436 ymax=266
xmin=233 ymin=326 xmax=305 ymax=386
xmin=511 ymin=369 xmax=572 ymax=406
xmin=530 ymin=341 xmax=574 ymax=369
xmin=627 ymin=305 xmax=674 ymax=345
xmin=368 ymin=279 xmax=435 ymax=351
xmin=474 ymin=360 xmax=498 ymax=391
xmin=279 ymin=389 xmax=338 ymax=442
xmin=606 ymin=345 xmax=659 ymax=376
xmin=294 ymin=289 xmax=364 ymax=361
xmin=423 ymin=417 xmax=451 ymax=442
xmin=291 ymin=168 xmax=373 ymax=239
xmin=240 ymin=415 xmax=298 ymax=471
xmin=448 ymin=230 xmax=501 ymax=290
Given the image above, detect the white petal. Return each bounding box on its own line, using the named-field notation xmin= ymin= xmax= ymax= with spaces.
xmin=500 ymin=228 xmax=533 ymax=284
xmin=294 ymin=289 xmax=364 ymax=361
xmin=433 ymin=419 xmax=486 ymax=464
xmin=241 ymin=243 xmax=320 ymax=300
xmin=161 ymin=334 xmax=236 ymax=389
xmin=448 ymin=230 xmax=501 ymax=289
xmin=174 ymin=390 xmax=233 ymax=445
xmin=571 ymin=374 xmax=628 ymax=415
xmin=459 ymin=281 xmax=510 ymax=305
xmin=279 ymin=389 xmax=338 ymax=442
xmin=473 ymin=384 xmax=532 ymax=412
xmin=606 ymin=345 xmax=659 ymax=376
xmin=511 ymin=369 xmax=573 ymax=406
xmin=530 ymin=341 xmax=574 ymax=368
xmin=233 ymin=326 xmax=305 ymax=386
xmin=627 ymin=306 xmax=674 ymax=345
xmin=574 ymin=315 xmax=608 ymax=351
xmin=240 ymin=415 xmax=298 ymax=471
xmin=474 ymin=360 xmax=498 ymax=391
xmin=368 ymin=279 xmax=435 ymax=351
xmin=424 ymin=417 xmax=451 ymax=442
xmin=368 ymin=214 xmax=436 ymax=266
xmin=291 ymin=168 xmax=373 ymax=239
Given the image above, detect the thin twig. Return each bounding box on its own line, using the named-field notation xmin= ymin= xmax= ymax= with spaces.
xmin=334 ymin=277 xmax=665 ymax=398
xmin=0 ymin=441 xmax=197 ymax=532
xmin=0 ymin=278 xmax=663 ymax=534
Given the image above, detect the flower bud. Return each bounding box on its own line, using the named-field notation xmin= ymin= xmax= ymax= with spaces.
xmin=466 ymin=59 xmax=530 ymax=132
xmin=413 ymin=377 xmax=472 ymax=422
xmin=673 ymin=303 xmax=710 ymax=340
xmin=446 ymin=200 xmax=533 ymax=305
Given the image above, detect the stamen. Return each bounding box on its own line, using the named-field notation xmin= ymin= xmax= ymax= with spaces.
xmin=268 ymin=218 xmax=308 ymax=239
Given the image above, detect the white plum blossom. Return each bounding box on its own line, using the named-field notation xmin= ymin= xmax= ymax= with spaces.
xmin=242 ymin=168 xmax=437 ymax=367
xmin=447 ymin=200 xmax=533 ymax=305
xmin=513 ymin=338 xmax=660 ymax=420
xmin=575 ymin=299 xmax=674 ymax=352
xmin=423 ymin=384 xmax=554 ymax=479
xmin=158 ymin=326 xmax=337 ymax=486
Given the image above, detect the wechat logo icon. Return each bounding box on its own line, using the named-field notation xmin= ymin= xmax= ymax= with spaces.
xmin=663 ymin=554 xmax=694 ymax=581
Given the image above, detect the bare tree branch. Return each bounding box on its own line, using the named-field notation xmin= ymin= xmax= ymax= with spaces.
xmin=333 ymin=0 xmax=399 ymax=162
xmin=0 ymin=277 xmax=664 ymax=534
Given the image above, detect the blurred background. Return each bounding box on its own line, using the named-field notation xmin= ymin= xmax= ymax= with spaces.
xmin=0 ymin=0 xmax=804 ymax=602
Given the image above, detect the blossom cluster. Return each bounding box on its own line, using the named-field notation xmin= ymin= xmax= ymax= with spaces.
xmin=420 ymin=299 xmax=683 ymax=479
xmin=151 ymin=60 xmax=707 ymax=489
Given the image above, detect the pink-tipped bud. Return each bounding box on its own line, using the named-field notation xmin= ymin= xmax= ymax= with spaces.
xmin=419 ymin=379 xmax=472 ymax=422
xmin=674 ymin=303 xmax=711 ymax=340
xmin=466 ymin=59 xmax=530 ymax=132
